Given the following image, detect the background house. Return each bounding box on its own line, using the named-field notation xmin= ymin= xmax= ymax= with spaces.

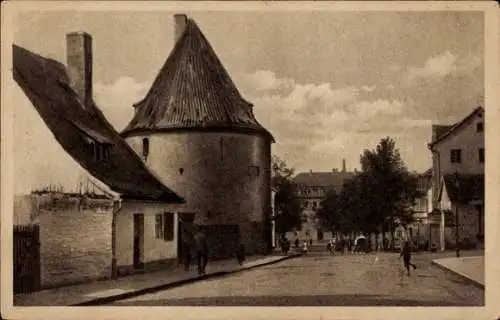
xmin=428 ymin=107 xmax=485 ymax=251
xmin=120 ymin=14 xmax=275 ymax=258
xmin=289 ymin=160 xmax=356 ymax=241
xmin=408 ymin=168 xmax=435 ymax=247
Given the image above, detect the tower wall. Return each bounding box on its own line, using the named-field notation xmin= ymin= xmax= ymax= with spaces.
xmin=125 ymin=131 xmax=272 ymax=255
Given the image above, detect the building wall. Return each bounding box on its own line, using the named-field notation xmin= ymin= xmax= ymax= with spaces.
xmin=115 ymin=201 xmax=181 ymax=273
xmin=126 ymin=132 xmax=271 ymax=226
xmin=432 ymin=111 xmax=484 ymax=207
xmin=441 ymin=203 xmax=482 ymax=248
xmin=32 ymin=193 xmax=114 ymax=288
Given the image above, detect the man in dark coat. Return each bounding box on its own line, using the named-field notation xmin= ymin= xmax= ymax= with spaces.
xmin=194 ymin=227 xmax=208 ymax=275
xmin=399 ymin=241 xmax=417 ymax=276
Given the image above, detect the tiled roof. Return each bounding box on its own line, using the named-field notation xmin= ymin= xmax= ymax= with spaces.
xmin=432 ymin=125 xmax=453 ymax=142
xmin=13 ymin=44 xmax=184 ymax=203
xmin=440 ymin=174 xmax=484 ymax=203
xmin=121 ymin=18 xmax=274 ymax=142
xmin=429 ymin=107 xmax=484 ymax=148
xmin=293 ymin=171 xmax=357 ymax=188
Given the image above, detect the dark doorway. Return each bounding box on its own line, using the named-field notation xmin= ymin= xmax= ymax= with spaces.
xmin=177 ymin=213 xmax=195 ymax=264
xmin=475 ymin=204 xmax=484 ymax=242
xmin=317 ymin=228 xmax=324 ymax=240
xmin=133 ymin=213 xmax=144 ymax=269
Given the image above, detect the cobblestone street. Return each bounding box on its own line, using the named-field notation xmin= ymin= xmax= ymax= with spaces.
xmin=108 ymin=251 xmax=484 ymax=306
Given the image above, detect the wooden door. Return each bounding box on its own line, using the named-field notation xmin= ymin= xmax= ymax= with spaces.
xmin=133 ymin=214 xmax=144 ymax=269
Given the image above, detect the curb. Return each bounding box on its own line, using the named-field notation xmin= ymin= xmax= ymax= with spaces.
xmin=431 ymin=260 xmax=484 ymax=290
xmin=72 ymin=254 xmax=300 ymax=306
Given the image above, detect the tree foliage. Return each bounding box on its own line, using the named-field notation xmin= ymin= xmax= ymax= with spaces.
xmin=316 ymin=137 xmax=422 ymax=243
xmin=271 ymin=155 xmax=302 ymax=235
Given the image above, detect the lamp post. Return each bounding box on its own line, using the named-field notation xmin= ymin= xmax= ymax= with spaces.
xmin=454 ymin=171 xmax=460 ymax=258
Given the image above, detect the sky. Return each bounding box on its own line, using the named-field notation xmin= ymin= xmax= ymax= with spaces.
xmin=10 ymin=9 xmax=484 ymax=195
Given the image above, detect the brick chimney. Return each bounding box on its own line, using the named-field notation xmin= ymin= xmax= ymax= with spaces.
xmin=342 ymin=158 xmax=346 ymax=172
xmin=174 ymin=14 xmax=188 ymax=43
xmin=66 ymin=32 xmax=93 ymax=106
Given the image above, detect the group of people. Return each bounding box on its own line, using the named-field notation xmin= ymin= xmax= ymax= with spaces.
xmin=324 ymin=237 xmax=368 ymax=255
xmin=279 ymin=236 xmax=313 ymax=255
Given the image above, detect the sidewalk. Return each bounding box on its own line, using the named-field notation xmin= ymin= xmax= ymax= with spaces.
xmin=432 ymin=254 xmax=484 ymax=289
xmin=14 ymin=253 xmax=299 ymax=306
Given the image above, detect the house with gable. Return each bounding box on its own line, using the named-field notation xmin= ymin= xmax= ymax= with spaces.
xmin=427 ymin=107 xmax=485 ymax=251
xmin=13 ymin=34 xmax=186 ymax=281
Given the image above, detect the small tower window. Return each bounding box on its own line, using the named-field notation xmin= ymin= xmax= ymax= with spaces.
xmin=179 ymin=168 xmax=184 ymax=175
xmin=476 ymin=122 xmax=484 ymax=132
xmin=142 ymin=138 xmax=150 ymax=160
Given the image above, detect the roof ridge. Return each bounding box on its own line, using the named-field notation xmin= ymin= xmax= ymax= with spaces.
xmin=428 ymin=106 xmax=483 ymax=149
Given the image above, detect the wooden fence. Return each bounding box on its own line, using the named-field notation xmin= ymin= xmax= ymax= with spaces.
xmin=13 ymin=224 xmax=41 ymax=294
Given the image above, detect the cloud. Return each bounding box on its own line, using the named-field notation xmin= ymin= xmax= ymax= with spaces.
xmin=237 ymin=70 xmax=427 ymax=172
xmin=362 ymin=85 xmax=376 ymax=92
xmin=351 ymin=99 xmax=403 ymax=118
xmin=408 ymin=50 xmax=458 ymax=80
xmin=94 ymin=76 xmax=151 ymax=131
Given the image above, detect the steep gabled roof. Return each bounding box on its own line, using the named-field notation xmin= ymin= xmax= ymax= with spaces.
xmin=293 ymin=171 xmax=357 ymax=188
xmin=121 ymin=18 xmax=274 ymax=142
xmin=438 ymin=174 xmax=484 ymax=204
xmin=428 ymin=107 xmax=484 ymax=149
xmin=13 ymin=44 xmax=184 ymax=203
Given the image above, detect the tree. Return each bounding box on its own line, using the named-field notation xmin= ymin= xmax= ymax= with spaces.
xmin=316 ymin=188 xmax=340 ymax=234
xmin=359 ymin=137 xmax=422 ymax=247
xmin=271 ymin=155 xmax=294 ymax=189
xmin=271 ymin=155 xmax=302 ymax=236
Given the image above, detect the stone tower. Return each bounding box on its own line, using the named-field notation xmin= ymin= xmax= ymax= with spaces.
xmin=121 ymin=14 xmax=275 ymax=257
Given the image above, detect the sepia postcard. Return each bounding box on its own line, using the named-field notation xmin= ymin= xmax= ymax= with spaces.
xmin=1 ymin=1 xmax=499 ymax=319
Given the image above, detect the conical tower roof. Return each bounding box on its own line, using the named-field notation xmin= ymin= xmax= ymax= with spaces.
xmin=121 ymin=17 xmax=274 ymax=142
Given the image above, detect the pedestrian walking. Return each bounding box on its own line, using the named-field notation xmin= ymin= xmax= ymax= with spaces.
xmin=283 ymin=237 xmax=291 ymax=254
xmin=302 ymin=240 xmax=309 ymax=255
xmin=194 ymin=226 xmax=208 ymax=275
xmin=341 ymin=238 xmax=348 ymax=256
xmin=399 ymin=241 xmax=417 ymax=276
xmin=330 ymin=238 xmax=336 ymax=255
xmin=309 ymin=238 xmax=313 ymax=247
xmin=294 ymin=238 xmax=299 ymax=249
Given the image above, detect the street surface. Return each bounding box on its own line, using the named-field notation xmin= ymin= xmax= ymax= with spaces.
xmin=108 ymin=251 xmax=484 ymax=306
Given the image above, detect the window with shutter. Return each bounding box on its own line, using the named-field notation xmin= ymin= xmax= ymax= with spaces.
xmin=155 ymin=213 xmax=163 ymax=239
xmin=163 ymin=212 xmax=175 ymax=241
